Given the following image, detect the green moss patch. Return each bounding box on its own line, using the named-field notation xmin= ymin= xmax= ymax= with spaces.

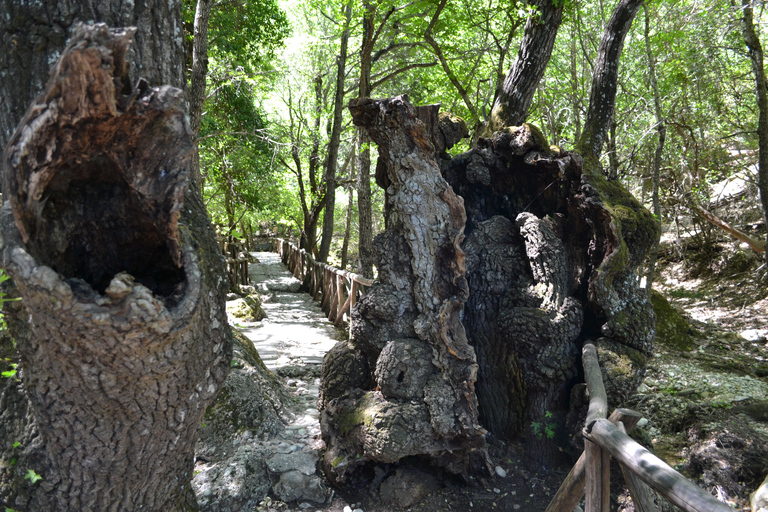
xmin=651 ymin=290 xmax=695 ymax=351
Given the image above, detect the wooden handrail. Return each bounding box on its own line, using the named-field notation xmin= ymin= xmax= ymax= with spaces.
xmin=547 ymin=341 xmax=733 ymax=512
xmin=272 ymin=238 xmax=373 ymax=328
xmin=584 ymin=419 xmax=731 ymax=512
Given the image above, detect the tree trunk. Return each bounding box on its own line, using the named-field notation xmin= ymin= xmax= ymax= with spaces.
xmin=577 ymin=0 xmax=645 ymax=163
xmin=643 ymin=3 xmax=665 ymax=293
xmin=356 ymin=1 xmax=376 ymax=278
xmin=740 ymin=0 xmax=768 ymax=265
xmin=319 ymin=95 xmax=488 ymax=483
xmin=442 ymin=119 xmax=656 ymax=467
xmin=341 ymin=154 xmax=356 ymax=270
xmin=486 ymin=0 xmax=564 ymax=134
xmin=318 ymin=2 xmax=352 ymax=263
xmin=356 ymin=133 xmax=375 ymax=278
xmin=0 ymin=24 xmax=231 ymax=511
xmin=189 ymin=0 xmax=212 ymax=137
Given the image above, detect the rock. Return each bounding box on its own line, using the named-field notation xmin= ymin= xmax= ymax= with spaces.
xmin=266 ymin=451 xmax=318 ymax=476
xmin=741 ymin=329 xmax=768 ymax=342
xmin=272 ymin=470 xmax=329 ymax=505
xmin=379 ymin=468 xmax=440 ymax=509
xmin=196 ymin=330 xmax=292 ymax=459
xmin=226 ymin=293 xmax=267 ymax=321
xmin=495 ymin=466 xmax=507 ymax=478
xmin=193 ymin=444 xmax=272 ymax=512
xmin=751 ymin=473 xmax=768 ymax=512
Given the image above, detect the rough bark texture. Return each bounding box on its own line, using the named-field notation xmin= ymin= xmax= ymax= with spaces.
xmin=0 ymin=25 xmax=231 ymax=511
xmin=741 ymin=0 xmax=768 ymax=265
xmin=577 ymin=0 xmax=645 ymax=162
xmin=486 ymin=0 xmax=564 ymax=135
xmin=0 ymin=0 xmax=186 ymax=162
xmin=356 ymin=2 xmax=376 ymax=278
xmin=318 ymin=2 xmax=352 ymax=263
xmin=319 ymin=95 xmax=488 ymax=483
xmin=189 ymin=0 xmax=213 ymax=137
xmin=443 ymin=123 xmax=656 ymax=463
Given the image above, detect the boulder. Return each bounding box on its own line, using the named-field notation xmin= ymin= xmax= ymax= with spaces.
xmin=226 ymin=293 xmax=267 ymax=322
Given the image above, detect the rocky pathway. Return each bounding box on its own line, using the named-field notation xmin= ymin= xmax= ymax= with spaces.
xmin=194 ymin=252 xmax=352 ymax=512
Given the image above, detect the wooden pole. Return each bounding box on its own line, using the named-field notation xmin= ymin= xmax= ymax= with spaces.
xmin=616 ymin=421 xmax=660 ymax=512
xmin=584 ymin=439 xmax=609 ymax=512
xmin=583 ymin=343 xmax=608 ymax=425
xmin=546 ymin=408 xmax=643 ymax=512
xmin=585 ymin=419 xmax=732 ymax=512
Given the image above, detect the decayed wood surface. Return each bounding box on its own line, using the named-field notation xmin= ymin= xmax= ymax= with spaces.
xmin=585 ymin=419 xmax=732 ymax=512
xmin=276 ymin=238 xmax=372 ymax=326
xmin=0 ymin=24 xmax=231 ymax=511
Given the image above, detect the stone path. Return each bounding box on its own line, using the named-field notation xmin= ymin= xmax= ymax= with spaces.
xmin=194 ymin=252 xmax=348 ymax=511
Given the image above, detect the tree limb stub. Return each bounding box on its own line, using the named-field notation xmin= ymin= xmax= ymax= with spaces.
xmin=0 ymin=23 xmax=232 ymax=511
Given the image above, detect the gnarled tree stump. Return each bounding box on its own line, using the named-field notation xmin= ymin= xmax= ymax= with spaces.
xmin=444 ymin=124 xmax=656 ymax=464
xmin=319 ymin=95 xmax=488 ymax=483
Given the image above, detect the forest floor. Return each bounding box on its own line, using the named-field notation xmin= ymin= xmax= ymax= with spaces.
xmin=252 ymin=242 xmax=768 ymax=512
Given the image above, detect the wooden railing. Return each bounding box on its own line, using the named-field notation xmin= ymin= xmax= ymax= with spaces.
xmin=274 ymin=238 xmax=374 ymax=327
xmin=219 ymin=235 xmax=251 ymax=291
xmin=546 ymin=343 xmax=732 ymax=512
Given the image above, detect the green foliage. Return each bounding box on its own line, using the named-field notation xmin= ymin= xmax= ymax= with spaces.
xmin=24 ymin=469 xmax=42 ymax=484
xmin=531 ymin=411 xmax=557 ymax=440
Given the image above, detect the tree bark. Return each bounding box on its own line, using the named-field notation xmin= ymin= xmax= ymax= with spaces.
xmin=577 ymin=0 xmax=645 ymax=163
xmin=0 ymin=0 xmax=186 ymax=166
xmin=0 ymin=24 xmax=231 ymax=511
xmin=320 ymin=95 xmax=488 ymax=483
xmin=643 ymin=3 xmax=665 ymax=293
xmin=356 ymin=1 xmax=376 ymax=279
xmin=740 ymin=0 xmax=768 ymax=265
xmin=486 ymin=0 xmax=564 ymax=134
xmin=442 ymin=121 xmax=656 ymax=465
xmin=318 ymin=2 xmax=352 ymax=263
xmin=189 ymin=0 xmax=212 ymax=137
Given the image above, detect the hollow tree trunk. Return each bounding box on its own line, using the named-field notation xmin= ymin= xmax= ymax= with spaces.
xmin=0 ymin=25 xmax=231 ymax=511
xmin=319 ymin=95 xmax=488 ymax=483
xmin=443 ymin=127 xmax=656 ymax=465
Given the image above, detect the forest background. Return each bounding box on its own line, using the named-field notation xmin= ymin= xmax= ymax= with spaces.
xmin=194 ymin=0 xmax=767 ymax=279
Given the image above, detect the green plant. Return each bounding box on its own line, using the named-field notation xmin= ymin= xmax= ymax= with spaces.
xmin=1 ymin=363 xmax=17 ymax=379
xmin=532 ymin=411 xmax=557 ymax=440
xmin=24 ymin=469 xmax=42 ymax=484
xmin=711 ymin=400 xmax=732 ymax=409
